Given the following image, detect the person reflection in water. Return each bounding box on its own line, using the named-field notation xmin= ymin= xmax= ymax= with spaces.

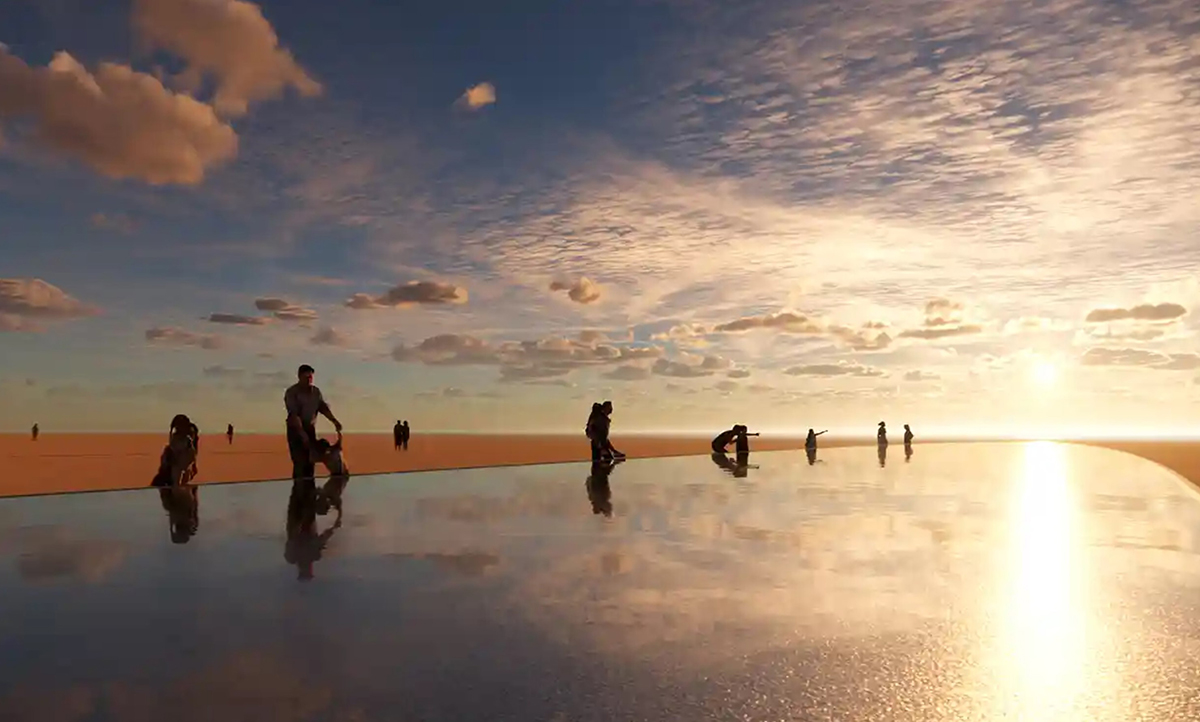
xmin=878 ymin=442 xmax=888 ymax=467
xmin=31 ymin=423 xmax=39 ymax=441
xmin=806 ymin=446 xmax=817 ymax=466
xmin=710 ymin=451 xmax=756 ymax=478
xmin=159 ymin=485 xmax=199 ymax=544
xmin=285 ymin=480 xmax=341 ymax=581
xmin=586 ymin=459 xmax=621 ymax=517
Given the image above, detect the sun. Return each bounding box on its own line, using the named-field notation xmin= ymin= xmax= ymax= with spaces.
xmin=1031 ymin=359 xmax=1058 ymax=388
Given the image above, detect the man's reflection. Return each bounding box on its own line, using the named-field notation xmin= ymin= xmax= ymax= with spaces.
xmin=285 ymin=479 xmax=341 ymax=581
xmin=710 ymin=451 xmax=758 ymax=478
xmin=806 ymin=446 xmax=817 ymax=465
xmin=878 ymin=442 xmax=888 ymax=467
xmin=904 ymin=441 xmax=913 ymax=462
xmin=159 ymin=485 xmax=199 ymax=544
xmin=586 ymin=459 xmax=622 ymax=517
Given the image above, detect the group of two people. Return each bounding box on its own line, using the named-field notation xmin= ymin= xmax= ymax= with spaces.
xmin=586 ymin=400 xmax=625 ymax=461
xmin=392 ymin=419 xmax=411 ymax=450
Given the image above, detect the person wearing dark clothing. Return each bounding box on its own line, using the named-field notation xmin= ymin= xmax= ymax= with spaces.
xmin=903 ymin=424 xmax=913 ymax=445
xmin=877 ymin=421 xmax=888 ymax=446
xmin=586 ymin=402 xmax=624 ymax=461
xmin=401 ymin=420 xmax=410 ymax=450
xmin=31 ymin=424 xmax=38 ymax=441
xmin=586 ymin=459 xmax=620 ymax=517
xmin=586 ymin=403 xmax=605 ymax=461
xmin=153 ymin=414 xmax=200 ymax=487
xmin=285 ymin=479 xmax=340 ymax=581
xmin=284 ymin=364 xmax=342 ymax=482
xmin=159 ymin=485 xmax=199 ymax=544
xmin=393 ymin=420 xmax=403 ymax=450
xmin=226 ymin=424 xmax=234 ymax=445
xmin=711 ymin=450 xmax=756 ymax=477
xmin=806 ymin=446 xmax=817 ymax=465
xmin=711 ymin=425 xmax=756 ymax=454
xmin=878 ymin=442 xmax=888 ymax=467
xmin=805 ymin=428 xmax=826 ymax=450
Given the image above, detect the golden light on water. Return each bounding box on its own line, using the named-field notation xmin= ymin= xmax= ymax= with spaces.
xmin=996 ymin=441 xmax=1090 ymax=719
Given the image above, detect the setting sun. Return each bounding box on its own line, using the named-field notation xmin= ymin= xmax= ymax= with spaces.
xmin=1031 ymin=360 xmax=1059 ymax=388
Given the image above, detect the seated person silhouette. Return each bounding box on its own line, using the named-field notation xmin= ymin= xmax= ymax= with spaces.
xmin=711 ymin=425 xmax=755 ymax=454
xmin=586 ymin=460 xmax=618 ymax=517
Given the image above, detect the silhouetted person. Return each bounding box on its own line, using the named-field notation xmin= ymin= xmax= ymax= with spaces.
xmin=877 ymin=421 xmax=888 ymax=446
xmin=586 ymin=459 xmax=620 ymax=517
xmin=285 ymin=364 xmax=342 ymax=482
xmin=159 ymin=485 xmax=199 ymax=544
xmin=393 ymin=420 xmax=403 ymax=450
xmin=31 ymin=423 xmax=38 ymax=441
xmin=153 ymin=414 xmax=199 ymax=487
xmin=285 ymin=479 xmax=339 ymax=581
xmin=806 ymin=446 xmax=817 ymax=465
xmin=805 ymin=428 xmax=826 ymax=451
xmin=587 ymin=401 xmax=624 ymax=461
xmin=586 ymin=402 xmax=605 ymax=461
xmin=903 ymin=424 xmax=913 ymax=445
xmin=226 ymin=424 xmax=234 ymax=445
xmin=878 ymin=442 xmax=888 ymax=467
xmin=401 ymin=420 xmax=410 ymax=450
xmin=711 ymin=424 xmax=756 ymax=454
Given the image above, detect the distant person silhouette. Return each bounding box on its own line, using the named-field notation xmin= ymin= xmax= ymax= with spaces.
xmin=877 ymin=421 xmax=888 ymax=446
xmin=153 ymin=414 xmax=199 ymax=487
xmin=159 ymin=485 xmax=199 ymax=544
xmin=878 ymin=442 xmax=888 ymax=467
xmin=711 ymin=425 xmax=756 ymax=454
xmin=587 ymin=401 xmax=624 ymax=461
xmin=401 ymin=420 xmax=410 ymax=450
xmin=903 ymin=424 xmax=913 ymax=445
xmin=586 ymin=459 xmax=621 ymax=517
xmin=285 ymin=479 xmax=340 ymax=581
xmin=393 ymin=420 xmax=403 ymax=450
xmin=226 ymin=424 xmax=234 ymax=445
xmin=284 ymin=364 xmax=343 ymax=482
xmin=31 ymin=423 xmax=38 ymax=441
xmin=805 ymin=428 xmax=826 ymax=451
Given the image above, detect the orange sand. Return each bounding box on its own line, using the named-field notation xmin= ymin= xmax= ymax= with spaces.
xmin=2 ymin=434 xmax=1199 ymax=499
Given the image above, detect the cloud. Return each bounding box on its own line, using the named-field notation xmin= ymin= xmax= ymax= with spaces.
xmin=903 ymin=370 xmax=941 ymax=382
xmin=1080 ymin=347 xmax=1168 ymax=367
xmin=0 ymin=49 xmax=237 ymax=184
xmin=714 ymin=379 xmax=739 ymax=392
xmin=310 ymin=326 xmax=347 ymax=347
xmin=206 ymin=313 xmax=268 ymax=325
xmin=346 ymin=281 xmax=468 ymax=309
xmin=922 ymin=298 xmax=965 ymax=327
xmin=202 ymin=365 xmax=244 ymax=378
xmin=145 ymin=327 xmax=224 ymax=350
xmin=390 ymin=332 xmax=664 ymax=369
xmin=132 ymin=0 xmax=322 ymax=117
xmin=0 ymin=279 xmax=99 ymax=323
xmin=700 ymin=355 xmax=733 ymax=371
xmin=784 ymin=362 xmax=884 ymax=377
xmin=253 ymin=298 xmax=290 ymax=312
xmin=549 ymin=277 xmax=602 ymax=304
xmin=727 ymin=368 xmax=751 ymax=379
xmin=499 ymin=365 xmax=572 ymax=382
xmin=1157 ymin=354 xmax=1200 ymax=371
xmin=603 ymin=365 xmax=653 ymax=381
xmin=458 ymin=82 xmax=496 ymax=110
xmin=828 ymin=323 xmax=893 ymax=351
xmin=652 ymin=358 xmax=712 ymax=378
xmin=89 ymin=212 xmax=138 ymax=234
xmin=254 ymin=298 xmax=316 ymax=322
xmin=0 ymin=315 xmax=36 ymax=332
xmin=898 ymin=325 xmax=983 ymax=340
xmin=650 ymin=323 xmax=711 ymax=343
xmin=712 ymin=311 xmax=822 ymax=334
xmin=1084 ymin=303 xmax=1187 ymax=324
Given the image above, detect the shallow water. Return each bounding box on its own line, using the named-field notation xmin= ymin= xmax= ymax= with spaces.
xmin=2 ymin=442 xmax=1199 ymax=721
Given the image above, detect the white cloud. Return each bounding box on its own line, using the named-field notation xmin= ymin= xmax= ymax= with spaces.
xmin=459 ymin=82 xmax=496 ymax=110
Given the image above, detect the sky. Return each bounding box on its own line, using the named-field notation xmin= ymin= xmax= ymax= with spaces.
xmin=2 ymin=0 xmax=1200 ymax=435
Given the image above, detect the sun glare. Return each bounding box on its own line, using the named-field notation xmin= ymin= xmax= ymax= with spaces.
xmin=1031 ymin=359 xmax=1058 ymax=388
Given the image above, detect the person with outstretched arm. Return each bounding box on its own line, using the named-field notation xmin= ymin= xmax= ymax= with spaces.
xmin=284 ymin=364 xmax=343 ymax=482
xmin=805 ymin=428 xmax=827 ymax=450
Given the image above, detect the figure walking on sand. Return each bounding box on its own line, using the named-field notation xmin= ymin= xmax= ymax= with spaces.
xmin=284 ymin=364 xmax=343 ymax=482
xmin=31 ymin=423 xmax=38 ymax=441
xmin=226 ymin=423 xmax=234 ymax=445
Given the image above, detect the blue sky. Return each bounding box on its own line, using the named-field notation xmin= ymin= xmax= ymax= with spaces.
xmin=3 ymin=0 xmax=1200 ymax=434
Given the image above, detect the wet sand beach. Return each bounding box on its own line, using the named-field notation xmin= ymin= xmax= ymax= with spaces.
xmin=2 ymin=433 xmax=1198 ymax=498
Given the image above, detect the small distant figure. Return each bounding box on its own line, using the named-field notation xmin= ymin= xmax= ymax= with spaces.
xmin=393 ymin=419 xmax=403 ymax=450
xmin=586 ymin=459 xmax=621 ymax=517
xmin=226 ymin=423 xmax=234 ymax=445
xmin=153 ymin=414 xmax=200 ymax=487
xmin=878 ymin=442 xmax=888 ymax=467
xmin=401 ymin=420 xmax=410 ymax=450
xmin=31 ymin=423 xmax=38 ymax=441
xmin=711 ymin=424 xmax=757 ymax=454
xmin=805 ymin=428 xmax=827 ymax=451
xmin=877 ymin=421 xmax=888 ymax=446
xmin=586 ymin=401 xmax=624 ymax=461
xmin=903 ymin=424 xmax=914 ymax=462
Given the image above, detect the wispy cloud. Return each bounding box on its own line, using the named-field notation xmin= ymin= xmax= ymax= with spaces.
xmin=145 ymin=327 xmax=224 ymax=350
xmin=346 ymin=281 xmax=468 ymax=309
xmin=458 ymin=82 xmax=496 ymax=110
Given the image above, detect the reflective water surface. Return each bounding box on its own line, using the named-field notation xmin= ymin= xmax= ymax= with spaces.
xmin=3 ymin=442 xmax=1200 ymax=721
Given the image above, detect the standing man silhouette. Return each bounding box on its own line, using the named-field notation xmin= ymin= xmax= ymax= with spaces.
xmin=401 ymin=420 xmax=410 ymax=450
xmin=284 ymin=364 xmax=342 ymax=482
xmin=393 ymin=420 xmax=403 ymax=450
xmin=226 ymin=424 xmax=234 ymax=445
xmin=31 ymin=423 xmax=38 ymax=441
